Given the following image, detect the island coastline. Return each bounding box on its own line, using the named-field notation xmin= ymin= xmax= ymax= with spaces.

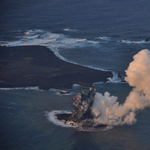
xmin=0 ymin=45 xmax=113 ymax=90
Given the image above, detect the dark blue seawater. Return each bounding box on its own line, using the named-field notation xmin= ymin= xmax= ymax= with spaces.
xmin=1 ymin=0 xmax=150 ymax=74
xmin=1 ymin=0 xmax=150 ymax=149
xmin=1 ymin=85 xmax=150 ymax=150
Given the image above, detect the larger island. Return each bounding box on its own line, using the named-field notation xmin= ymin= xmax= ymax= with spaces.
xmin=0 ymin=46 xmax=113 ymax=90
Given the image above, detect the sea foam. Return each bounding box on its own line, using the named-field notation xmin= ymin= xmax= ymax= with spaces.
xmin=46 ymin=110 xmax=77 ymax=128
xmin=0 ymin=86 xmax=41 ymax=91
xmin=1 ymin=29 xmax=106 ymax=71
xmin=118 ymin=39 xmax=150 ymax=44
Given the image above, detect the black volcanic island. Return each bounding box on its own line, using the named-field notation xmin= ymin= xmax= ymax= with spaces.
xmin=0 ymin=45 xmax=113 ymax=90
xmin=54 ymin=86 xmax=108 ymax=128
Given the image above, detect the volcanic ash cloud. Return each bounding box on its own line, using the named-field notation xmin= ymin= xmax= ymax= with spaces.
xmin=91 ymin=49 xmax=150 ymax=126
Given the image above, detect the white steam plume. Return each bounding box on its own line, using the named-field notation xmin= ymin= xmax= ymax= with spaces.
xmin=91 ymin=49 xmax=150 ymax=126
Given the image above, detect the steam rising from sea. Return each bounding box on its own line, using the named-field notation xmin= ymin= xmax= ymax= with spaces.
xmin=47 ymin=49 xmax=150 ymax=129
xmin=92 ymin=49 xmax=150 ymax=126
xmin=1 ymin=29 xmax=150 ymax=126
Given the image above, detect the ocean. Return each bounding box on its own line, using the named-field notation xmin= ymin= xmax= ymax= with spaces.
xmin=1 ymin=0 xmax=150 ymax=149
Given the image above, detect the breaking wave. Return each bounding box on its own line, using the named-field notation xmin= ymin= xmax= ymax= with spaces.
xmin=0 ymin=29 xmax=107 ymax=71
xmin=97 ymin=36 xmax=111 ymax=41
xmin=63 ymin=28 xmax=78 ymax=32
xmin=46 ymin=110 xmax=77 ymax=128
xmin=1 ymin=29 xmax=99 ymax=55
xmin=1 ymin=29 xmax=149 ymax=76
xmin=118 ymin=39 xmax=150 ymax=44
xmin=106 ymin=72 xmax=124 ymax=83
xmin=0 ymin=86 xmax=41 ymax=91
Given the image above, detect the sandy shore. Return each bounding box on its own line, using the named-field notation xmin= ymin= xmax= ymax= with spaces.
xmin=0 ymin=45 xmax=113 ymax=90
